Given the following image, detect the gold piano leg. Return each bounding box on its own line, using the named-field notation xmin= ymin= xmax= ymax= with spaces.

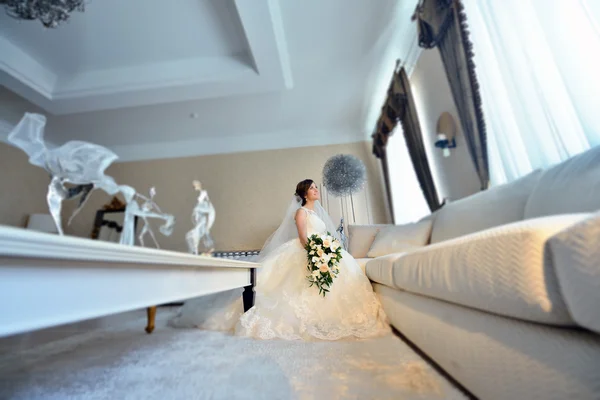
xmin=145 ymin=306 xmax=157 ymax=334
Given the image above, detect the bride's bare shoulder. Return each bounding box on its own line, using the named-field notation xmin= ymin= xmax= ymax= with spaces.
xmin=294 ymin=208 xmax=308 ymax=221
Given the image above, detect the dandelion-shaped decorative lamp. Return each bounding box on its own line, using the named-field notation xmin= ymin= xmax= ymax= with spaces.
xmin=322 ymin=154 xmax=367 ymax=250
xmin=434 ymin=112 xmax=457 ymax=158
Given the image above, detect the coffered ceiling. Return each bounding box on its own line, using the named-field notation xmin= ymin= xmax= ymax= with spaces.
xmin=0 ymin=0 xmax=420 ymax=160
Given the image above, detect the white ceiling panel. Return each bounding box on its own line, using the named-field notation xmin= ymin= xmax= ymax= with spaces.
xmin=0 ymin=0 xmax=420 ymax=160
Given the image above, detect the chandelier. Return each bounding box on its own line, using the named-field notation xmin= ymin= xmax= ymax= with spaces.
xmin=0 ymin=0 xmax=86 ymax=28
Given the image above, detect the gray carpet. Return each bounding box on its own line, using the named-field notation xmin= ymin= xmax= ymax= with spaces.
xmin=0 ymin=311 xmax=467 ymax=400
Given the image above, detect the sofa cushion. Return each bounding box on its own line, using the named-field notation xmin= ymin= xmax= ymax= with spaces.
xmin=525 ymin=145 xmax=600 ymax=219
xmin=367 ymin=214 xmax=590 ymax=325
xmin=366 ymin=220 xmax=433 ymax=258
xmin=430 ymin=169 xmax=542 ymax=244
xmin=548 ymin=211 xmax=600 ymax=333
xmin=347 ymin=224 xmax=390 ymax=258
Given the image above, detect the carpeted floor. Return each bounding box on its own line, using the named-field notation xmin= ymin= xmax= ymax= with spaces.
xmin=0 ymin=310 xmax=467 ymax=400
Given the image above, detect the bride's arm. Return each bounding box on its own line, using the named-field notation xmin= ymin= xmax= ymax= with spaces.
xmin=295 ymin=209 xmax=309 ymax=247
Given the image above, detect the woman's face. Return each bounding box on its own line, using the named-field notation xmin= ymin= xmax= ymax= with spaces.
xmin=306 ymin=182 xmax=320 ymax=201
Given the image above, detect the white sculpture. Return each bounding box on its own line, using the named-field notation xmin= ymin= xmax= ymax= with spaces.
xmin=7 ymin=113 xmax=174 ymax=246
xmin=185 ymin=180 xmax=216 ymax=255
xmin=121 ymin=187 xmax=175 ymax=248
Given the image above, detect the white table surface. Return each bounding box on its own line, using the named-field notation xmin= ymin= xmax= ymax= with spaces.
xmin=0 ymin=225 xmax=259 ymax=337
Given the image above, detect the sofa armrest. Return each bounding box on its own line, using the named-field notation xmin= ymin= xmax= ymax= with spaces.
xmin=549 ymin=211 xmax=600 ymax=333
xmin=369 ymin=214 xmax=590 ymax=326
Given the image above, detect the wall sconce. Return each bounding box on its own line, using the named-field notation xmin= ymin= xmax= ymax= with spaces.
xmin=435 ymin=112 xmax=457 ymax=158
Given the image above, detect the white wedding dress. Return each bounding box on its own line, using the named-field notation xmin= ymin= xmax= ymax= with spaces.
xmin=171 ymin=204 xmax=390 ymax=341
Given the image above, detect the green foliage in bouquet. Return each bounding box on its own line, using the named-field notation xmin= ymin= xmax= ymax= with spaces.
xmin=305 ymin=232 xmax=343 ymax=296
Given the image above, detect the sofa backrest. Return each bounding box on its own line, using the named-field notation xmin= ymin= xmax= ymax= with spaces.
xmin=525 ymin=145 xmax=600 ymax=218
xmin=429 ymin=169 xmax=542 ymax=244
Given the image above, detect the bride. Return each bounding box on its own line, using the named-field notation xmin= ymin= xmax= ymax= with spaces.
xmin=171 ymin=179 xmax=390 ymax=341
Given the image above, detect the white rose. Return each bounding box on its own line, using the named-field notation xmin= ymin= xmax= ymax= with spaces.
xmin=311 ymin=256 xmax=319 ymax=263
xmin=322 ymin=238 xmax=331 ymax=248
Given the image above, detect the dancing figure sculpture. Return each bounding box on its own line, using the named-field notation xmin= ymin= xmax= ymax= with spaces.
xmin=7 ymin=113 xmax=174 ymax=246
xmin=185 ymin=180 xmax=216 ymax=255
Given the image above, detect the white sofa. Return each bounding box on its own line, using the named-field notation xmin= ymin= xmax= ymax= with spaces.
xmin=349 ymin=146 xmax=600 ymax=400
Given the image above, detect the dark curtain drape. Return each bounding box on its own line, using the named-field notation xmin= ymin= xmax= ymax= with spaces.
xmin=414 ymin=0 xmax=490 ymax=189
xmin=371 ymin=93 xmax=396 ymax=222
xmin=372 ymin=62 xmax=441 ymax=217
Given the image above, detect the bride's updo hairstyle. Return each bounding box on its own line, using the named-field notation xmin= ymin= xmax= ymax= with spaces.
xmin=295 ymin=179 xmax=314 ymax=206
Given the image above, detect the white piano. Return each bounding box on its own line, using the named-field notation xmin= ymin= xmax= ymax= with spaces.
xmin=0 ymin=225 xmax=259 ymax=337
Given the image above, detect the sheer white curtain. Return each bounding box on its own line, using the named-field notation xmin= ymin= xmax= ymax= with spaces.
xmin=387 ymin=126 xmax=431 ymax=224
xmin=463 ymin=0 xmax=600 ymax=185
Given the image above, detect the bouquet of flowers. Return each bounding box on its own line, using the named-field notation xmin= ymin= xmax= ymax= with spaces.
xmin=305 ymin=232 xmax=343 ymax=296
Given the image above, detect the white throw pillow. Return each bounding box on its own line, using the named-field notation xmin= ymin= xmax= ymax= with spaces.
xmin=347 ymin=224 xmax=390 ymax=258
xmin=366 ymin=220 xmax=433 ymax=258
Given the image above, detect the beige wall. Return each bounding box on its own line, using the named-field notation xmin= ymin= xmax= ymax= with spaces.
xmin=61 ymin=141 xmax=387 ymax=252
xmin=0 ymin=142 xmax=51 ymax=227
xmin=0 ymin=86 xmax=56 ymax=229
xmin=411 ymin=49 xmax=480 ymax=201
xmin=0 ymin=86 xmax=387 ymax=250
xmin=0 ymin=86 xmax=49 ymax=128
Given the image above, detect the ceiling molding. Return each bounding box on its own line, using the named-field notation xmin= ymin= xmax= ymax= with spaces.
xmin=0 ymin=0 xmax=293 ymax=115
xmin=110 ymin=129 xmax=366 ymax=163
xmin=2 ymin=118 xmax=361 ymax=163
xmin=0 ymin=36 xmax=56 ymax=98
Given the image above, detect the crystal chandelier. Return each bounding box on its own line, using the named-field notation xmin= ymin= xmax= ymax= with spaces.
xmin=0 ymin=0 xmax=86 ymax=28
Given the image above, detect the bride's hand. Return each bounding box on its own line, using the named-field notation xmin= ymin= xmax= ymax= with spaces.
xmin=295 ymin=209 xmax=309 ymax=247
